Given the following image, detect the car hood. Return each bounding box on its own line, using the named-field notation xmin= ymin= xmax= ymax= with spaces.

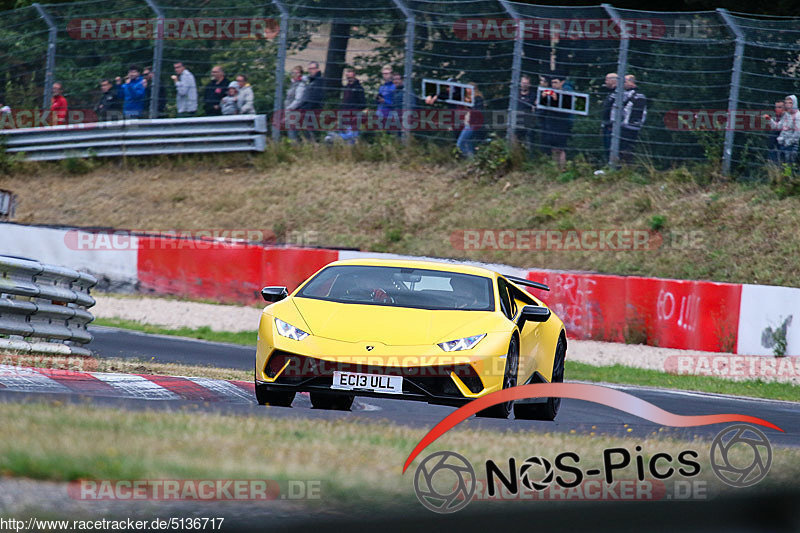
xmin=291 ymin=297 xmax=499 ymax=346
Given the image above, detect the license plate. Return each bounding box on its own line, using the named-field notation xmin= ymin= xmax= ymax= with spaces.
xmin=331 ymin=371 xmax=403 ymax=394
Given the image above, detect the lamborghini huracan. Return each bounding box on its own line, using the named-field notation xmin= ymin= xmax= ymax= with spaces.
xmin=254 ymin=259 xmax=567 ymax=419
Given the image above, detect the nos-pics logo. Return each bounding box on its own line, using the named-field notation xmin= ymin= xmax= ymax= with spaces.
xmin=413 ymin=424 xmax=772 ymax=513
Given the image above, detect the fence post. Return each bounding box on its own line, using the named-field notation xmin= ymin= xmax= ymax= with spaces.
xmin=602 ymin=4 xmax=628 ymax=167
xmin=718 ymin=9 xmax=744 ymax=177
xmin=33 ymin=3 xmax=57 ymax=113
xmin=391 ymin=0 xmax=415 ymax=142
xmin=145 ymin=0 xmax=164 ymax=119
xmin=271 ymin=0 xmax=289 ymax=141
xmin=499 ymin=0 xmax=522 ymax=144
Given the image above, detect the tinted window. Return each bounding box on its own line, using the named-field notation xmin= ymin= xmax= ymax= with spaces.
xmin=497 ymin=278 xmax=514 ymax=320
xmin=297 ymin=265 xmax=495 ymax=311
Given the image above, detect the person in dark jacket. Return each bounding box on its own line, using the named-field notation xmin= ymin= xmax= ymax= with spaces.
xmin=514 ymin=75 xmax=537 ymax=152
xmin=203 ymin=66 xmax=230 ymax=116
xmin=142 ymin=66 xmax=167 ymax=118
xmin=600 ymin=72 xmax=618 ymax=162
xmin=94 ymin=79 xmax=122 ymax=121
xmin=766 ymin=99 xmax=785 ymax=163
xmin=540 ymin=74 xmax=575 ymax=170
xmin=297 ymin=62 xmax=325 ymax=140
xmin=341 ymin=68 xmax=365 ymax=111
xmin=618 ymin=74 xmax=647 ymax=163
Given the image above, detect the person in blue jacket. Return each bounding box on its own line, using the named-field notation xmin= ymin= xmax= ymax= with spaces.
xmin=115 ymin=66 xmax=146 ymax=119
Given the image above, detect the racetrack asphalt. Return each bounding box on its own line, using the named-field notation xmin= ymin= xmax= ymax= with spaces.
xmin=1 ymin=325 xmax=797 ymax=447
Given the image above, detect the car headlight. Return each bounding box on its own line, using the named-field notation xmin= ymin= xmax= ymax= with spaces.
xmin=274 ymin=318 xmax=309 ymax=341
xmin=438 ymin=334 xmax=486 ymax=352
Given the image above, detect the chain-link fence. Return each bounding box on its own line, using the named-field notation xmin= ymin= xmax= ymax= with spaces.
xmin=1 ymin=0 xmax=799 ymax=175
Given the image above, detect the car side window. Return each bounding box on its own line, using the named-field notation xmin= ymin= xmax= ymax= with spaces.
xmin=497 ymin=278 xmax=514 ymax=320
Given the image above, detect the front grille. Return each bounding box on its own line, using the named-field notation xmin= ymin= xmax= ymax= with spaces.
xmin=267 ymin=351 xmax=483 ymax=396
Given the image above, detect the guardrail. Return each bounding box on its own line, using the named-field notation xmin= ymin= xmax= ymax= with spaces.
xmin=0 ymin=255 xmax=97 ymax=356
xmin=1 ymin=115 xmax=268 ymax=161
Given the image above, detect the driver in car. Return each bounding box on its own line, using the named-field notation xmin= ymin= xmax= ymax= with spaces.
xmin=449 ymin=276 xmax=483 ymax=309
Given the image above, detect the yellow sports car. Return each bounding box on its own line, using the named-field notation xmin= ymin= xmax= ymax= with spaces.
xmin=254 ymin=259 xmax=567 ymax=419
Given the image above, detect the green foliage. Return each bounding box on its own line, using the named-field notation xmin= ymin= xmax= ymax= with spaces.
xmin=769 ymin=163 xmax=800 ymax=199
xmin=464 ymin=135 xmax=525 ymax=180
xmin=649 ymin=214 xmax=667 ymax=231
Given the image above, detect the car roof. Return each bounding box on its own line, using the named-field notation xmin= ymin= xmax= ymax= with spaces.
xmin=326 ymin=258 xmax=498 ymax=278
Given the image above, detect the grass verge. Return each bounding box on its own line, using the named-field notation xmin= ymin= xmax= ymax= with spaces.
xmin=1 ymin=401 xmax=798 ymax=509
xmin=566 ymin=361 xmax=800 ymax=402
xmin=93 ymin=317 xmax=256 ymax=346
xmin=2 ymin=142 xmax=800 ymax=286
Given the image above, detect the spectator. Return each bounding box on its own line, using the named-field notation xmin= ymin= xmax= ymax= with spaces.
xmin=221 ymin=82 xmax=240 ymax=115
xmin=765 ymin=100 xmax=785 ymax=163
xmin=456 ymin=83 xmax=485 ymax=157
xmin=285 ymin=65 xmax=306 ymax=140
xmin=513 ymin=75 xmax=537 ymax=151
xmin=297 ymin=61 xmax=325 ymax=139
xmin=115 ymin=66 xmax=146 ymax=119
xmin=171 ymin=62 xmax=198 ymax=117
xmin=50 ymin=82 xmax=67 ymax=125
xmin=235 ymin=74 xmax=255 ymax=114
xmin=341 ymin=68 xmax=365 ymax=111
xmin=600 ymin=72 xmax=618 ymax=161
xmin=335 ymin=68 xmax=366 ymax=142
xmin=141 ymin=66 xmax=167 ymax=118
xmin=539 ymin=73 xmax=575 ymax=170
xmin=768 ymin=95 xmax=800 ymax=163
xmin=203 ymin=66 xmax=230 ymax=116
xmin=618 ymin=74 xmax=647 ymax=163
xmin=376 ymin=64 xmax=395 ymax=117
xmin=94 ymin=78 xmax=121 ymax=121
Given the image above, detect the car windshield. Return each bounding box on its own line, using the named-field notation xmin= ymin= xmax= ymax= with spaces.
xmin=296 ymin=265 xmax=495 ymax=311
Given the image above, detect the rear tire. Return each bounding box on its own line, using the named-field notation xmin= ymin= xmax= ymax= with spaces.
xmin=514 ymin=336 xmax=566 ymax=421
xmin=255 ymin=383 xmax=295 ymax=407
xmin=310 ymin=392 xmax=354 ymax=411
xmin=476 ymin=337 xmax=519 ymax=419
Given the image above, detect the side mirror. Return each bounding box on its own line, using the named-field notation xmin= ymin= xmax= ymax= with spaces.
xmin=518 ymin=305 xmax=550 ymax=327
xmin=261 ymin=286 xmax=288 ymax=302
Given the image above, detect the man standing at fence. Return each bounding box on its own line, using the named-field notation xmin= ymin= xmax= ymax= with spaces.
xmin=540 ymin=73 xmax=575 ymax=171
xmin=49 ymin=82 xmax=67 ymax=126
xmin=337 ymin=68 xmax=365 ymax=141
xmin=297 ymin=61 xmax=325 ymax=140
xmin=94 ymin=79 xmax=121 ymax=121
xmin=765 ymin=99 xmax=785 ymax=163
xmin=618 ymin=74 xmax=647 ymax=163
xmin=142 ymin=66 xmax=167 ymax=118
xmin=285 ymin=66 xmax=306 ymax=140
xmin=171 ymin=62 xmax=197 ymax=118
xmin=600 ymin=72 xmax=618 ymax=162
xmin=204 ymin=66 xmax=230 ymax=116
xmin=376 ymin=65 xmax=395 ymax=118
xmin=514 ymin=74 xmax=537 ymax=152
xmin=115 ymin=66 xmax=146 ymax=119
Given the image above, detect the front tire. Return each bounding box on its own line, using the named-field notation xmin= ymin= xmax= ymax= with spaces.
xmin=476 ymin=337 xmax=519 ymax=419
xmin=514 ymin=336 xmax=566 ymax=421
xmin=255 ymin=383 xmax=296 ymax=407
xmin=310 ymin=392 xmax=354 ymax=411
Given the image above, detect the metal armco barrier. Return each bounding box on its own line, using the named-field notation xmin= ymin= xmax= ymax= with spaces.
xmin=0 ymin=255 xmax=97 ymax=356
xmin=1 ymin=115 xmax=268 ymax=161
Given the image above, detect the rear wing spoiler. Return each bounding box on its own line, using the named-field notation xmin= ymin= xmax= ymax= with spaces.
xmin=505 ymin=275 xmax=550 ymax=292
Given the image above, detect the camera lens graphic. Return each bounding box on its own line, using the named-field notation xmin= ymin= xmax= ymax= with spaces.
xmin=413 ymin=451 xmax=476 ymax=513
xmin=710 ymin=424 xmax=772 ymax=488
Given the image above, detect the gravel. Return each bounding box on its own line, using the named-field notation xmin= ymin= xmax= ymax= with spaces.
xmin=92 ymin=295 xmax=799 ymax=385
